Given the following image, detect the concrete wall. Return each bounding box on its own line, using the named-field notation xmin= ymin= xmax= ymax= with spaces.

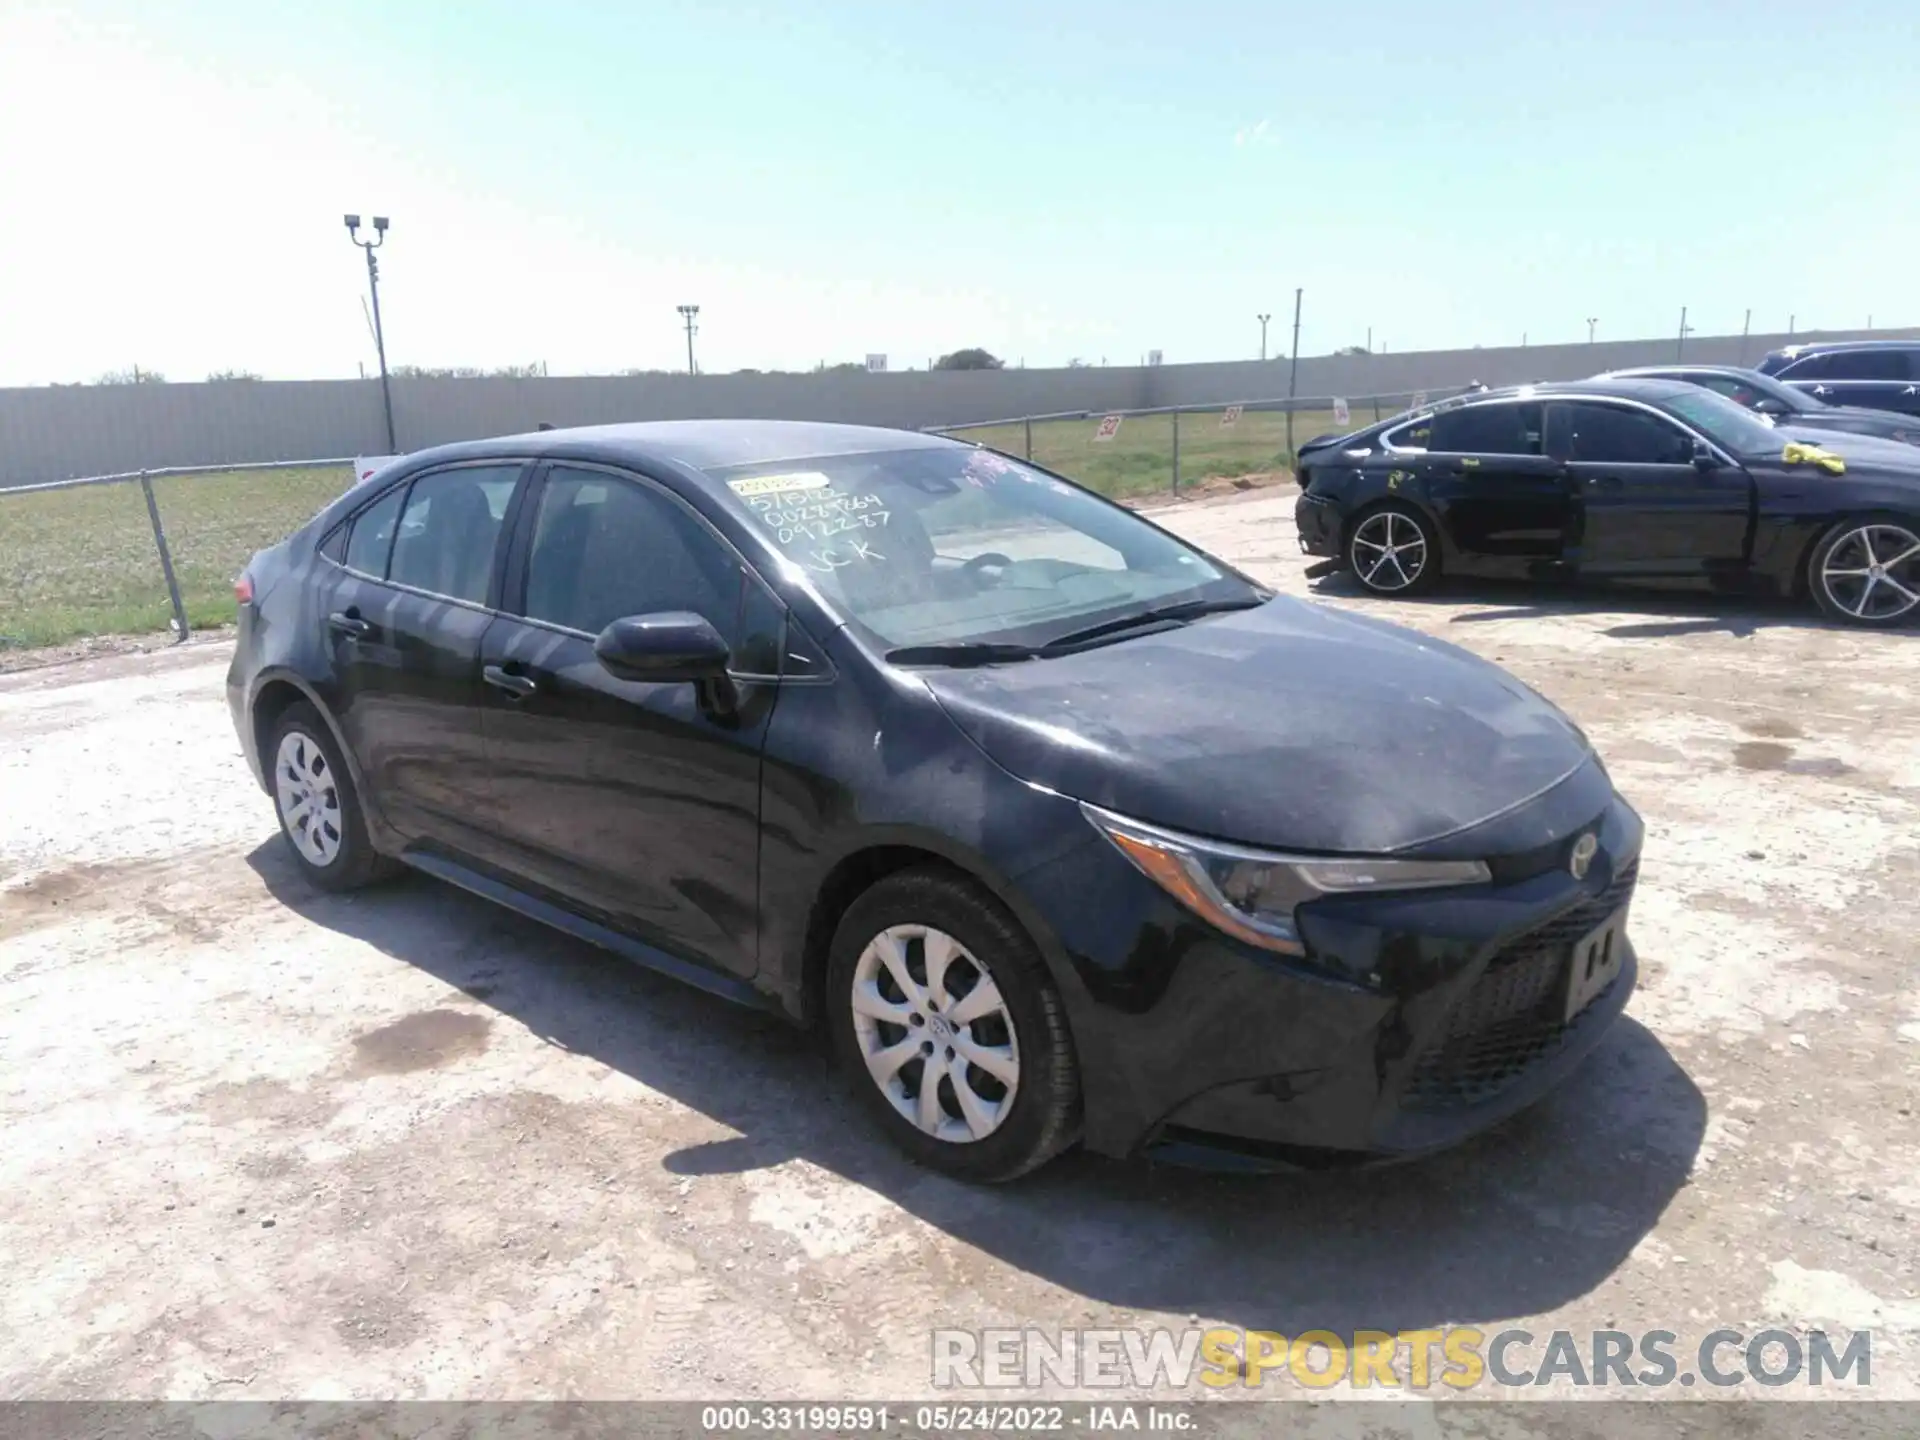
xmin=4 ymin=327 xmax=1913 ymax=488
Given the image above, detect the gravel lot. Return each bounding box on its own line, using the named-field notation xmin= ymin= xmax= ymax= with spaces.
xmin=3 ymin=489 xmax=1917 ymax=1408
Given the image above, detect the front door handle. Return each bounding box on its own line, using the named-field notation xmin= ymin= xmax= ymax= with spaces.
xmin=1586 ymin=475 xmax=1624 ymax=491
xmin=328 ymin=610 xmax=372 ymax=638
xmin=483 ymin=664 xmax=539 ymax=699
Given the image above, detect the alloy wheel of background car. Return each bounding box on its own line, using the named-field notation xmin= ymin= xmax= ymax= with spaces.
xmin=1348 ymin=506 xmax=1435 ymax=594
xmin=266 ymin=702 xmax=396 ymax=892
xmin=850 ymin=923 xmax=1020 ymax=1144
xmin=827 ymin=868 xmax=1080 ymax=1182
xmin=1812 ymin=521 xmax=1920 ymax=627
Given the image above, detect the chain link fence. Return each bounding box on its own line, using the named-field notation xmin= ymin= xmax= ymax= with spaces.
xmin=0 ymin=460 xmax=356 ymax=657
xmin=0 ymin=388 xmax=1471 ymax=660
xmin=928 ymin=389 xmax=1473 ymax=503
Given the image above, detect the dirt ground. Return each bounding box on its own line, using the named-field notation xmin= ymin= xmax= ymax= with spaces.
xmin=2 ymin=490 xmax=1917 ymax=1410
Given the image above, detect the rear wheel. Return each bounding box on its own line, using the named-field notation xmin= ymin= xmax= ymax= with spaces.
xmin=267 ymin=702 xmax=395 ymax=891
xmin=1347 ymin=503 xmax=1440 ymax=596
xmin=827 ymin=868 xmax=1080 ymax=1182
xmin=1807 ymin=518 xmax=1920 ymax=627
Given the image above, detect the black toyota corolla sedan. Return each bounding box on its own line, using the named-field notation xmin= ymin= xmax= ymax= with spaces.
xmin=230 ymin=421 xmax=1641 ymax=1180
xmin=1295 ymin=379 xmax=1920 ymax=627
xmin=1595 ymin=364 xmax=1920 ymax=447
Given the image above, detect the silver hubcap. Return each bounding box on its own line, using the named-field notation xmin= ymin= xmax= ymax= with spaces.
xmin=274 ymin=730 xmax=344 ymax=867
xmin=1821 ymin=524 xmax=1920 ymax=621
xmin=1351 ymin=510 xmax=1428 ymax=592
xmin=850 ymin=924 xmax=1019 ymax=1144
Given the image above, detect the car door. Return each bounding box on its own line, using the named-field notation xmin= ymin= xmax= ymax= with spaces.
xmin=316 ymin=461 xmax=526 ymax=854
xmin=1550 ymin=401 xmax=1748 ymax=574
xmin=1417 ymin=399 xmax=1570 ymax=574
xmin=477 ymin=462 xmax=784 ymax=982
xmin=1783 ymin=349 xmax=1920 ymax=416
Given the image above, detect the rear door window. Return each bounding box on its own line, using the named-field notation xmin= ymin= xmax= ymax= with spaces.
xmin=1426 ymin=402 xmax=1544 ymax=456
xmin=343 ymin=485 xmax=405 ymax=577
xmin=387 ymin=466 xmax=522 ymax=604
xmin=1820 ymin=349 xmax=1912 ymax=381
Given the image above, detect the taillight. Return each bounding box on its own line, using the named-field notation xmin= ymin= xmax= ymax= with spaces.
xmin=234 ymin=572 xmax=255 ymax=605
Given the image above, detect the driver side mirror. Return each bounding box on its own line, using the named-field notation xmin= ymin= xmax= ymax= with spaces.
xmin=1751 ymin=397 xmax=1786 ymax=416
xmin=595 ymin=611 xmax=731 ymax=683
xmin=1691 ymin=438 xmax=1719 ymax=470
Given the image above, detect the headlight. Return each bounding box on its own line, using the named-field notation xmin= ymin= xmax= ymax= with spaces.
xmin=1081 ymin=804 xmax=1492 ymax=957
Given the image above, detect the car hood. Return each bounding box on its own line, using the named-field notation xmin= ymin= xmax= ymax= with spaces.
xmin=1769 ymin=425 xmax=1920 ymax=471
xmin=1784 ymin=409 xmax=1920 ymax=441
xmin=919 ymin=598 xmax=1599 ymax=855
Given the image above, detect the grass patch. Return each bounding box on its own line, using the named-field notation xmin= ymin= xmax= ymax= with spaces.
xmin=0 ymin=465 xmax=352 ymax=649
xmin=946 ymin=405 xmax=1382 ymax=500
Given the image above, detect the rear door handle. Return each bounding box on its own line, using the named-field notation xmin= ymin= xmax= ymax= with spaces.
xmin=483 ymin=664 xmax=539 ymax=699
xmin=328 ymin=611 xmax=372 ymax=638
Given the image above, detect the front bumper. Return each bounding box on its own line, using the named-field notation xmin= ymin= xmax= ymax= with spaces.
xmin=1022 ymin=795 xmax=1644 ymax=1167
xmin=1294 ymin=492 xmax=1342 ymax=558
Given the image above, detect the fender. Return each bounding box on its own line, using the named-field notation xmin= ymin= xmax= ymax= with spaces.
xmin=245 ymin=666 xmax=404 ymax=851
xmin=770 ymin=816 xmax=1091 ymax=1030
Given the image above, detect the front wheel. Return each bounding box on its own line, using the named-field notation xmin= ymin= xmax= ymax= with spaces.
xmin=1347 ymin=503 xmax=1440 ymax=596
xmin=1807 ymin=518 xmax=1920 ymax=627
xmin=827 ymin=869 xmax=1081 ymax=1182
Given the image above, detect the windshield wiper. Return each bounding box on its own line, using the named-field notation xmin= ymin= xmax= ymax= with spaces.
xmin=1041 ymin=594 xmax=1269 ymax=651
xmin=884 ymin=642 xmax=1043 ymax=668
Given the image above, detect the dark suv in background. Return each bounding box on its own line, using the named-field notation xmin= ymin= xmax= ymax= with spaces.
xmin=1756 ymin=340 xmax=1920 ymax=417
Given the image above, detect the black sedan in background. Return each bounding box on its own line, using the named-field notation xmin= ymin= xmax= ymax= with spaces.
xmin=230 ymin=421 xmax=1641 ymax=1180
xmin=1295 ymin=379 xmax=1920 ymax=627
xmin=1596 ymin=364 xmax=1920 ymax=446
xmin=1757 ymin=339 xmax=1920 ymax=417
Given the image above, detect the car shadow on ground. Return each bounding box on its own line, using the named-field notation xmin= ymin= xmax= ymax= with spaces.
xmin=248 ymin=841 xmax=1704 ymax=1341
xmin=1306 ymin=571 xmax=1855 ymax=639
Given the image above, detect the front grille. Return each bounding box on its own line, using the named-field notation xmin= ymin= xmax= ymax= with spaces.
xmin=1401 ymin=859 xmax=1637 ymax=1112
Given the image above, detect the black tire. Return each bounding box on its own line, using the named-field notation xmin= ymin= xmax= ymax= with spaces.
xmin=1805 ymin=516 xmax=1920 ymax=628
xmin=1346 ymin=501 xmax=1441 ymax=596
xmin=826 ymin=867 xmax=1081 ymax=1182
xmin=265 ymin=702 xmax=396 ymax=891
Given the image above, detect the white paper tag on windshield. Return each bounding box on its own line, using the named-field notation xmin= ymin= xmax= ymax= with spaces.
xmin=728 ymin=471 xmax=833 ymax=498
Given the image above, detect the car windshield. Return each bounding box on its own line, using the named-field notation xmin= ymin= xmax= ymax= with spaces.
xmin=1741 ymin=371 xmax=1819 ymax=412
xmin=708 ymin=445 xmax=1261 ymax=651
xmin=1662 ymin=389 xmax=1791 ymax=458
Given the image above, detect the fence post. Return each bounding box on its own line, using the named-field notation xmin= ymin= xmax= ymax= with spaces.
xmin=1024 ymin=415 xmax=1033 ymax=461
xmin=139 ymin=469 xmax=191 ymax=643
xmin=1170 ymin=409 xmax=1180 ymax=495
xmin=1373 ymin=397 xmax=1382 ymax=422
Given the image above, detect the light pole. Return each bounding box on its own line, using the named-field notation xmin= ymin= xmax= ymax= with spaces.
xmin=345 ymin=214 xmax=396 ymax=453
xmin=1284 ymin=287 xmax=1303 ymax=465
xmin=1257 ymin=313 xmax=1271 ymax=361
xmin=678 ymin=304 xmax=701 ymax=374
xmin=1677 ymin=305 xmax=1693 ymax=361
xmin=1586 ymin=317 xmax=1598 ymax=344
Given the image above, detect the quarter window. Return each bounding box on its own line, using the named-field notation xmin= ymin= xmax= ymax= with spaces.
xmin=1426 ymin=402 xmax=1544 ymax=456
xmin=521 ymin=468 xmax=742 ymax=644
xmin=387 ymin=467 xmax=521 ymax=604
xmin=1554 ymin=404 xmax=1694 ymax=464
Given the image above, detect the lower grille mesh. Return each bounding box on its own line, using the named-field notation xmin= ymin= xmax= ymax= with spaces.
xmin=1401 ymin=860 xmax=1637 ymax=1111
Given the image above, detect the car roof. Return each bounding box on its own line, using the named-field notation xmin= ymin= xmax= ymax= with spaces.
xmin=1407 ymin=377 xmax=1702 ymax=411
xmin=396 ymin=419 xmax=959 ymax=477
xmin=1601 ymin=364 xmax=1756 ymax=379
xmin=1764 ymin=338 xmax=1919 ymax=355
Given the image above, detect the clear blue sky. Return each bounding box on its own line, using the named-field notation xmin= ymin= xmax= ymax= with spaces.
xmin=1 ymin=0 xmax=1913 ymax=383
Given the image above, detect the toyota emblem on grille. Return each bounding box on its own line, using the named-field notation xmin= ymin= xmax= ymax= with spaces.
xmin=1569 ymin=833 xmax=1598 ymax=880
